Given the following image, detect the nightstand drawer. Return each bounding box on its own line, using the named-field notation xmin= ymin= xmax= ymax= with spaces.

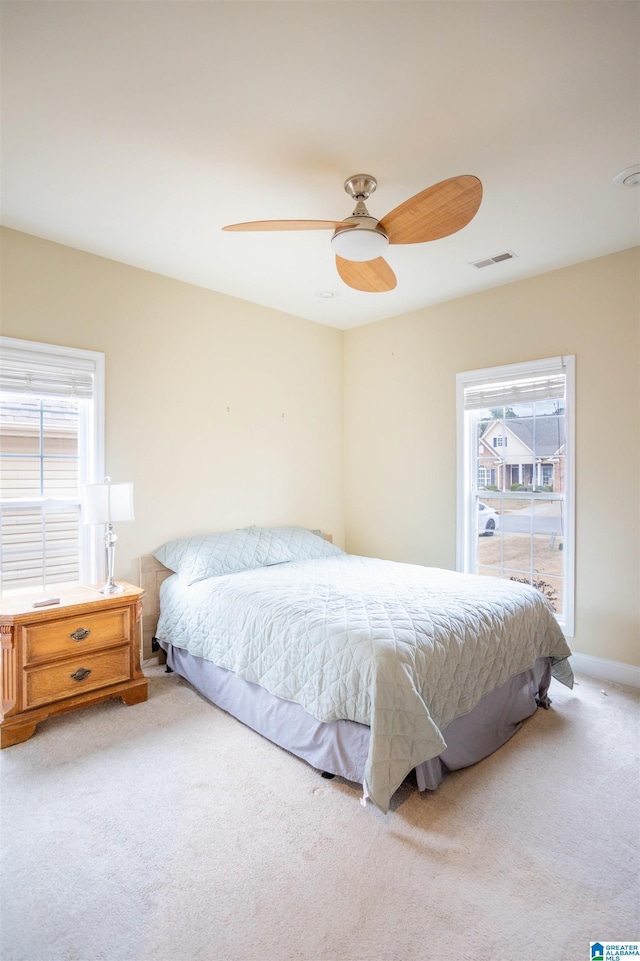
xmin=25 ymin=608 xmax=129 ymax=664
xmin=25 ymin=646 xmax=131 ymax=708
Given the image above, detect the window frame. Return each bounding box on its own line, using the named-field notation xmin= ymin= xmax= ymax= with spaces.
xmin=456 ymin=355 xmax=575 ymax=636
xmin=0 ymin=336 xmax=105 ymax=591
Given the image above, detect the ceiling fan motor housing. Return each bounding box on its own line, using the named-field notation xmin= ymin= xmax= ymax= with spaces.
xmin=332 ymin=178 xmax=389 ymax=261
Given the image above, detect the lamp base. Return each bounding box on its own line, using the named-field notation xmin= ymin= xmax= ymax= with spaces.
xmin=99 ymin=581 xmax=124 ymax=595
xmin=100 ymin=526 xmax=123 ymax=595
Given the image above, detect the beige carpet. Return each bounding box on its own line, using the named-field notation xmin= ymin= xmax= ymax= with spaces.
xmin=1 ymin=667 xmax=638 ymax=961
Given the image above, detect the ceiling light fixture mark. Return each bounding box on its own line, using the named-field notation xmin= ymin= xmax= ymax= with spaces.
xmin=613 ymin=164 xmax=640 ymax=187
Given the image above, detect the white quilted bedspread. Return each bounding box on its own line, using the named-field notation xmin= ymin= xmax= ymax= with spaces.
xmin=156 ymin=554 xmax=573 ymax=812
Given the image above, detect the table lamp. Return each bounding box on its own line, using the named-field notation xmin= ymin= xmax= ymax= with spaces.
xmin=83 ymin=477 xmax=134 ymax=594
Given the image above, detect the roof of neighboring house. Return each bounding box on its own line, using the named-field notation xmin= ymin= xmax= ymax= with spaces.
xmin=483 ymin=415 xmax=565 ymax=457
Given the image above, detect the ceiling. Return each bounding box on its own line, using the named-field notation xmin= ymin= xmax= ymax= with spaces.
xmin=1 ymin=1 xmax=638 ymax=330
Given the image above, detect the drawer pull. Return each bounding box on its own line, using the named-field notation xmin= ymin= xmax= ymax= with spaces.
xmin=70 ymin=668 xmax=92 ymax=682
xmin=69 ymin=628 xmax=91 ymax=642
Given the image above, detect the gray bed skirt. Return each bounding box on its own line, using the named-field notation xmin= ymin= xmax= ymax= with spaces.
xmin=163 ymin=643 xmax=552 ymax=794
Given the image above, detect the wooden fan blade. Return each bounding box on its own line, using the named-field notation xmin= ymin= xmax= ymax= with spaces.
xmin=222 ymin=220 xmax=356 ymax=232
xmin=379 ymin=175 xmax=482 ymax=245
xmin=335 ymin=256 xmax=397 ymax=292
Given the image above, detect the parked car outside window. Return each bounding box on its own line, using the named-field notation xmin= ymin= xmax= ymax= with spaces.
xmin=478 ymin=502 xmax=499 ymax=536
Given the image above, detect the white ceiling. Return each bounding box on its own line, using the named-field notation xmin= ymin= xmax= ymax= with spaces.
xmin=1 ymin=1 xmax=639 ymax=330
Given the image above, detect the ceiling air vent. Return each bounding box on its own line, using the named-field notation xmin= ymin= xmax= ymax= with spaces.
xmin=470 ymin=250 xmax=517 ymax=269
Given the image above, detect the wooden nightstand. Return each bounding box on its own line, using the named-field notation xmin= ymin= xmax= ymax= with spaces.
xmin=0 ymin=582 xmax=148 ymax=748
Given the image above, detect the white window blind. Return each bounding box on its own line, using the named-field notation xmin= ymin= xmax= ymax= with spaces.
xmin=0 ymin=344 xmax=95 ymax=399
xmin=462 ymin=358 xmax=566 ymax=410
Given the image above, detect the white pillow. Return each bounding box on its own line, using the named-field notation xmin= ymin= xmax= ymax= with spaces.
xmin=247 ymin=526 xmax=343 ymax=562
xmin=154 ymin=527 xmax=294 ymax=586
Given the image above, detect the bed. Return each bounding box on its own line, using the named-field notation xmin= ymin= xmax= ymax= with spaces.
xmin=143 ymin=526 xmax=573 ymax=813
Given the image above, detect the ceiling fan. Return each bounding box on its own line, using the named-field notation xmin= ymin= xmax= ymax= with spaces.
xmin=222 ymin=174 xmax=482 ymax=293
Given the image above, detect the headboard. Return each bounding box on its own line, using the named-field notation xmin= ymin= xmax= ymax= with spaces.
xmin=138 ymin=555 xmax=173 ymax=660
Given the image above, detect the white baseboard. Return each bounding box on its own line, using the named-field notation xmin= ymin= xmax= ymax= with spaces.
xmin=570 ymin=651 xmax=640 ymax=688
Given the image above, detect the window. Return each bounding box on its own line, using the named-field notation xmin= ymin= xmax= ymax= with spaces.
xmin=478 ymin=466 xmax=496 ymax=487
xmin=478 ymin=466 xmax=496 ymax=488
xmin=0 ymin=337 xmax=105 ymax=594
xmin=457 ymin=356 xmax=575 ymax=635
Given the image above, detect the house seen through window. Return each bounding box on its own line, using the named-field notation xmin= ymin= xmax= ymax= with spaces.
xmin=457 ymin=356 xmax=575 ymax=635
xmin=0 ymin=337 xmax=104 ymax=594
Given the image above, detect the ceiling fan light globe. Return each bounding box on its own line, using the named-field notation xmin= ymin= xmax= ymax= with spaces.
xmin=330 ymin=227 xmax=389 ymax=262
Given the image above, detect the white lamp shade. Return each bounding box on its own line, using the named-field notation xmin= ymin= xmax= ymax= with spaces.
xmin=83 ymin=481 xmax=134 ymax=525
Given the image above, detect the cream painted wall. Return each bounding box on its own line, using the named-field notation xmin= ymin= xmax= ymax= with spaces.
xmin=2 ymin=228 xmax=638 ymax=669
xmin=344 ymin=247 xmax=640 ymax=668
xmin=1 ymin=227 xmax=345 ymax=594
